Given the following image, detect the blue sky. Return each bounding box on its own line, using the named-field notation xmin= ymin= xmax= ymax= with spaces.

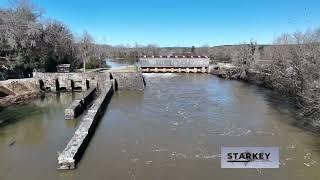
xmin=1 ymin=0 xmax=319 ymax=46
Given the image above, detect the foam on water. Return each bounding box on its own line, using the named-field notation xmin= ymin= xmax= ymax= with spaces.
xmin=142 ymin=73 xmax=177 ymax=78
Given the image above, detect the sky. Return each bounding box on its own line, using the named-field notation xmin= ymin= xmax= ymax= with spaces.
xmin=1 ymin=0 xmax=320 ymax=47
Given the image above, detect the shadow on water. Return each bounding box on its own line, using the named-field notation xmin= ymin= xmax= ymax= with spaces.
xmin=0 ymin=92 xmax=83 ymax=128
xmin=243 ymin=81 xmax=320 ymax=134
xmin=64 ymin=117 xmax=81 ymax=129
xmin=0 ymin=104 xmax=43 ymax=127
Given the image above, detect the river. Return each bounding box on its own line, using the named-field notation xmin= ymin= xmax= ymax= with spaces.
xmin=0 ymin=73 xmax=319 ymax=179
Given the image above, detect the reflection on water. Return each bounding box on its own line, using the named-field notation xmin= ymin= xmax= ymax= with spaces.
xmin=105 ymin=59 xmax=130 ymax=69
xmin=0 ymin=74 xmax=319 ymax=180
xmin=0 ymin=92 xmax=82 ymax=179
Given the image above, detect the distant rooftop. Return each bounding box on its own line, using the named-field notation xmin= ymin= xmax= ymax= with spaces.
xmin=56 ymin=64 xmax=71 ymax=68
xmin=139 ymin=56 xmax=209 ymax=68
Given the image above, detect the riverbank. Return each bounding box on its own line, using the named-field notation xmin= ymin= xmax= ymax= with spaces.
xmin=209 ymin=63 xmax=320 ymax=132
xmin=0 ymin=78 xmax=43 ymax=110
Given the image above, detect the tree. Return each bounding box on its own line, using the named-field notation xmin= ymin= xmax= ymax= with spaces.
xmin=269 ymin=28 xmax=320 ymax=120
xmin=236 ymin=40 xmax=257 ymax=77
xmin=78 ymin=31 xmax=94 ymax=72
xmin=191 ymin=46 xmax=196 ymax=54
xmin=40 ymin=20 xmax=75 ymax=71
xmin=0 ymin=0 xmax=41 ymax=67
xmin=196 ymin=44 xmax=210 ymax=55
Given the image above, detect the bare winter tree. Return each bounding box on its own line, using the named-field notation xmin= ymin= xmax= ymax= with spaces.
xmin=235 ymin=40 xmax=257 ymax=77
xmin=0 ymin=0 xmax=41 ymax=68
xmin=196 ymin=45 xmax=210 ymax=55
xmin=40 ymin=20 xmax=75 ymax=71
xmin=0 ymin=0 xmax=82 ymax=75
xmin=270 ymin=28 xmax=320 ymax=123
xmin=78 ymin=31 xmax=94 ymax=72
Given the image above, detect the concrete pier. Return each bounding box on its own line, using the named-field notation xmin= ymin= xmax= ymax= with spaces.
xmin=65 ymin=87 xmax=97 ymax=120
xmin=58 ymin=84 xmax=114 ymax=170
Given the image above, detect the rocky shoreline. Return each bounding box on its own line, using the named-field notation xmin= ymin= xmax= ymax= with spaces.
xmin=0 ymin=90 xmax=44 ymax=109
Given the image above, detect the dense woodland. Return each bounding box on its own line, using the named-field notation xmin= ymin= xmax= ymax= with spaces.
xmin=0 ymin=0 xmax=108 ymax=79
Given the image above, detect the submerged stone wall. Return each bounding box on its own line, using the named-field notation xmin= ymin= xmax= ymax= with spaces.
xmin=58 ymin=84 xmax=114 ymax=170
xmin=65 ymin=87 xmax=97 ymax=120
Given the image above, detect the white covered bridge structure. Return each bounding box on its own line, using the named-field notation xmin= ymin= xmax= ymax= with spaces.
xmin=138 ymin=56 xmax=210 ymax=73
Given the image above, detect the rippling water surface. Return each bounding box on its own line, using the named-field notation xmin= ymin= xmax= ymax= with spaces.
xmin=0 ymin=74 xmax=319 ymax=180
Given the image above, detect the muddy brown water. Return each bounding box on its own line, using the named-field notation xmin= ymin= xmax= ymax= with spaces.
xmin=0 ymin=74 xmax=319 ymax=180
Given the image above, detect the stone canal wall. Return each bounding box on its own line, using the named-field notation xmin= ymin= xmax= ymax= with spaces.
xmin=65 ymin=87 xmax=97 ymax=120
xmin=33 ymin=72 xmax=97 ymax=91
xmin=58 ymin=83 xmax=114 ymax=170
xmin=0 ymin=72 xmax=144 ymax=108
xmin=110 ymin=72 xmax=145 ymax=90
xmin=33 ymin=72 xmax=145 ymax=92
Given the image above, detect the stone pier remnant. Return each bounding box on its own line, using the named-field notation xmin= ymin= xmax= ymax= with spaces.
xmin=58 ymin=84 xmax=114 ymax=170
xmin=65 ymin=87 xmax=97 ymax=120
xmin=31 ymin=71 xmax=145 ymax=169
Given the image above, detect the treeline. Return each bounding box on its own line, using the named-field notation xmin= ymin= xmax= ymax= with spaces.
xmin=102 ymin=45 xmax=204 ymax=64
xmin=102 ymin=43 xmax=274 ymax=65
xmin=0 ymin=0 xmax=107 ymax=79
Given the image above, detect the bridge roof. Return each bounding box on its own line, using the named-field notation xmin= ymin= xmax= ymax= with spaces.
xmin=139 ymin=56 xmax=209 ymax=68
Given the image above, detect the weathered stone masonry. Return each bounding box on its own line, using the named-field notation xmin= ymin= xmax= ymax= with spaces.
xmin=58 ymin=83 xmax=114 ymax=170
xmin=1 ymin=72 xmax=146 ymax=169
xmin=65 ymin=87 xmax=97 ymax=120
xmin=55 ymin=72 xmax=145 ymax=170
xmin=33 ymin=72 xmax=146 ymax=92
